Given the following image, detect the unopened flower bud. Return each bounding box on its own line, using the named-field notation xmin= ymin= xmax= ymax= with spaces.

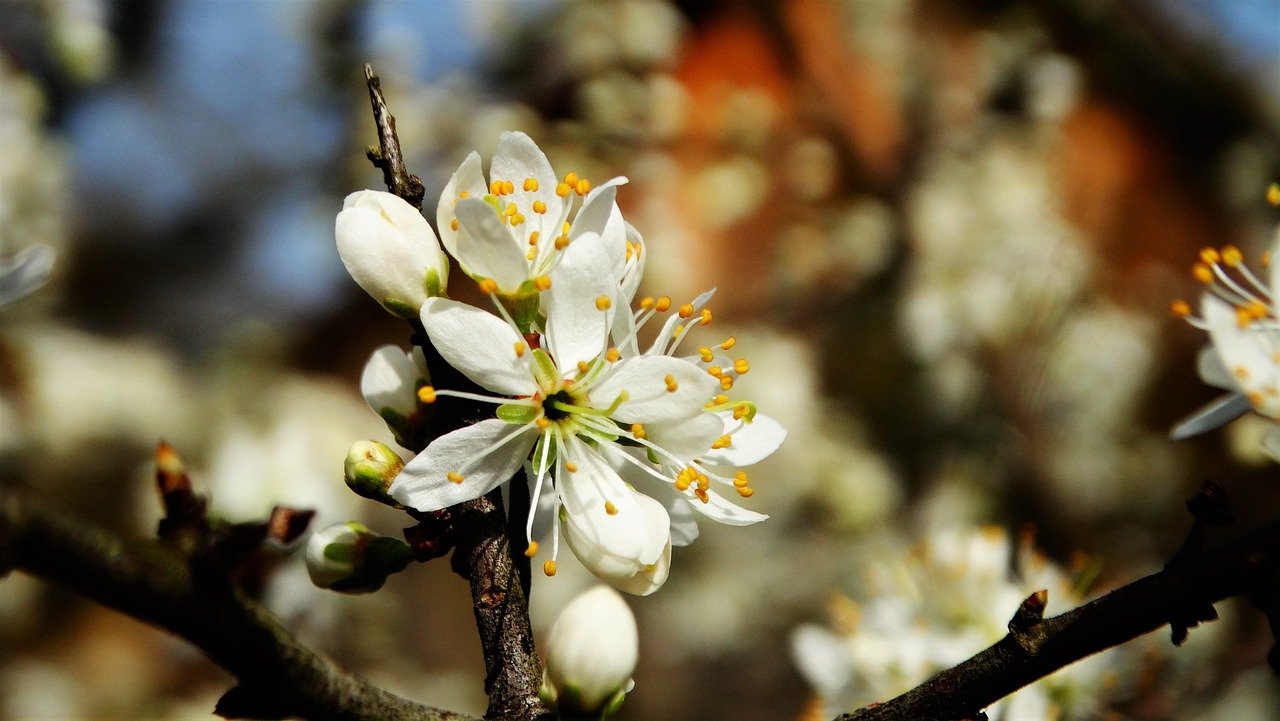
xmin=542 ymin=586 xmax=638 ymax=719
xmin=335 ymin=190 xmax=448 ymax=317
xmin=344 ymin=440 xmax=404 ymax=505
xmin=305 ymin=521 xmax=412 ymax=594
xmin=361 ymin=345 xmax=429 ymax=421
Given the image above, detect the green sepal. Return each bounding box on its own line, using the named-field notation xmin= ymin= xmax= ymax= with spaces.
xmin=423 ymin=267 xmax=444 ymax=298
xmin=323 ymin=543 xmax=356 ymax=564
xmin=509 ymin=291 xmax=544 ymax=334
xmin=532 ymin=435 xmax=557 ymax=472
xmin=532 ymin=348 xmax=561 ymax=389
xmin=382 ymin=298 xmax=418 ymax=318
xmin=497 ymin=403 xmax=539 ymax=424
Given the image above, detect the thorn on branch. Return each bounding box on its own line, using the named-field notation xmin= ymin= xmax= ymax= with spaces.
xmin=364 ymin=64 xmax=425 ymax=209
xmin=154 ymin=440 xmax=209 ymax=545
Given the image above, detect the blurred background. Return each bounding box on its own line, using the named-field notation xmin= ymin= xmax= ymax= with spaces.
xmin=2 ymin=0 xmax=1280 ymax=719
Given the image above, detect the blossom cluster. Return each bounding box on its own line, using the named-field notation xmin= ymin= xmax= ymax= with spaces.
xmin=326 ymin=131 xmax=783 ymax=595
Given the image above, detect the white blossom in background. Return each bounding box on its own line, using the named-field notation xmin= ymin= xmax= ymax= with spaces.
xmin=791 ymin=526 xmax=1114 ymax=720
xmin=542 ymin=585 xmax=638 ymax=718
xmin=335 ymin=189 xmax=449 ymax=317
xmin=0 ymin=244 xmax=55 ymax=309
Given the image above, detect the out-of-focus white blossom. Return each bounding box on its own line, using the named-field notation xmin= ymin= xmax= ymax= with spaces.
xmin=0 ymin=244 xmax=55 ymax=309
xmin=542 ymin=585 xmax=638 ymax=718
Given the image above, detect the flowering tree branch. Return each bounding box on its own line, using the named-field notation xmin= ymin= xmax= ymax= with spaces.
xmin=838 ymin=484 xmax=1280 ymax=721
xmin=0 ymin=482 xmax=477 ymax=721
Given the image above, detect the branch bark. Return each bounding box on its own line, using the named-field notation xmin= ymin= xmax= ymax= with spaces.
xmin=837 ymin=518 xmax=1280 ymax=721
xmin=0 ymin=485 xmax=477 ymax=721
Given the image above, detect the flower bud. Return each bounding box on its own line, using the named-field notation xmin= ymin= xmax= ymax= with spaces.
xmin=335 ymin=190 xmax=448 ymax=317
xmin=561 ymin=491 xmax=672 ymax=597
xmin=305 ymin=521 xmax=412 ymax=594
xmin=344 ymin=440 xmax=404 ymax=505
xmin=361 ymin=345 xmax=429 ymax=419
xmin=542 ymin=586 xmax=638 ymax=719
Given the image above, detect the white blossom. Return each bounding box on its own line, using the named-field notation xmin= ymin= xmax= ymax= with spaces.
xmin=543 ymin=585 xmax=638 ymax=716
xmin=335 ymin=190 xmax=448 ymax=317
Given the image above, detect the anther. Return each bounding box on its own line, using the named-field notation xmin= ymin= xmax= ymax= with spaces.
xmin=695 ymin=488 xmax=709 ymax=503
xmin=504 ymin=204 xmax=518 ymax=217
xmin=664 ymin=375 xmax=679 ymax=392
xmin=604 ymin=501 xmax=618 ymax=515
xmin=502 ymin=180 xmax=515 ymax=195
xmin=577 ymin=361 xmax=590 ymax=374
xmin=555 ymin=235 xmax=570 ymax=250
xmin=458 ymin=191 xmax=470 ymax=199
xmin=555 ymin=182 xmax=571 ymax=197
xmin=514 ymin=342 xmax=527 ymax=358
xmin=720 ymin=337 xmax=736 ymax=350
xmin=1269 ymin=183 xmax=1280 ymax=207
xmin=418 ymin=386 xmax=437 ymax=404
xmin=699 ymin=347 xmax=714 ymax=362
xmin=525 ymin=541 xmax=539 ymax=557
xmin=536 ymin=417 xmax=551 ymax=430
xmin=655 ymin=296 xmax=671 ymax=312
xmin=734 ymin=359 xmax=751 ymax=375
xmin=490 ymin=180 xmax=503 ymax=195
xmin=1170 ymin=300 xmax=1191 ymax=317
xmin=543 ymin=560 xmax=557 ymax=576
xmin=523 ymin=178 xmax=539 ymax=192
xmin=510 ymin=213 xmax=526 ymax=226
xmin=732 ymin=403 xmax=748 ymax=420
xmin=1222 ymin=245 xmax=1244 ymax=267
xmin=447 ymin=471 xmax=465 ymax=484
xmin=1200 ymin=247 xmax=1220 ymax=265
xmin=714 ymin=394 xmax=729 ymax=405
xmin=720 ymin=374 xmax=734 ymax=391
xmin=734 ymin=471 xmax=749 ymax=488
xmin=533 ymin=200 xmax=547 ymax=214
xmin=1192 ymin=263 xmax=1213 ymax=284
xmin=564 ymin=171 xmax=579 ymax=186
xmin=606 ymin=347 xmax=620 ymax=362
xmin=576 ymin=178 xmax=591 ymax=196
xmin=565 ymin=462 xmax=578 ymax=473
xmin=708 ymin=366 xmax=723 ymax=377
xmin=535 ymin=275 xmax=552 ymax=291
xmin=526 ymin=248 xmax=536 ymax=260
xmin=528 ymin=230 xmax=540 ymax=246
xmin=700 ymin=309 xmax=713 ymax=325
xmin=630 ymin=423 xmax=646 ymax=439
xmin=596 ymin=295 xmax=612 ymax=311
xmin=450 ymin=218 xmax=459 ymax=231
xmin=678 ymin=303 xmax=694 ymax=318
xmin=479 ymin=278 xmax=498 ymax=294
xmin=737 ymin=487 xmax=754 ymax=498
xmin=640 ymin=296 xmax=655 ymax=310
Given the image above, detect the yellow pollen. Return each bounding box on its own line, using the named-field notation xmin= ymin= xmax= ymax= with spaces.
xmin=555 ymin=182 xmax=571 ymax=197
xmin=733 ymin=471 xmax=749 ymax=488
xmin=534 ymin=275 xmax=552 ymax=291
xmin=664 ymin=374 xmax=679 ymax=392
xmin=1170 ymin=299 xmax=1191 ymax=317
xmin=1249 ymin=300 xmax=1269 ymax=319
xmin=655 ymin=296 xmax=671 ymax=312
xmin=678 ymin=303 xmax=694 ymax=318
xmin=526 ymin=248 xmax=537 ymax=260
xmin=640 ymin=296 xmax=654 ymax=310
xmin=523 ymin=178 xmax=539 ymax=192
xmin=502 ymin=204 xmax=516 ymax=217
xmin=417 ymin=386 xmax=437 ymax=404
xmin=697 ymin=473 xmax=709 ymax=490
xmin=450 ymin=218 xmax=459 ymax=231
xmin=714 ymin=394 xmax=729 ymax=405
xmin=562 ymin=221 xmax=571 ymax=234
xmin=708 ymin=366 xmax=723 ymax=377
xmin=720 ymin=375 xmax=735 ymax=391
xmin=1192 ymin=263 xmax=1213 ymax=284
xmin=1235 ymin=365 xmax=1250 ymax=380
xmin=1268 ymin=183 xmax=1280 ymax=206
xmin=732 ymin=403 xmax=748 ymax=420
xmin=532 ymin=200 xmax=547 ymax=214
xmin=575 ymin=178 xmax=592 ymax=196
xmin=543 ymin=560 xmax=557 ymax=576
xmin=734 ymin=358 xmax=751 ymax=374
xmin=458 ymin=191 xmax=470 ymax=199
xmin=1199 ymin=247 xmax=1221 ymax=265
xmin=1237 ymin=306 xmax=1254 ymax=328
xmin=596 ymin=295 xmax=612 ymax=311
xmin=674 ymin=323 xmax=685 ymax=338
xmin=699 ymin=347 xmax=714 ymax=362
xmin=577 ymin=361 xmax=590 ymax=374
xmin=625 ymin=242 xmax=634 ymax=261
xmin=479 ymin=278 xmax=498 ymax=294
xmin=525 ymin=541 xmax=539 ymax=557
xmin=490 ymin=180 xmax=503 ymax=195
xmin=555 ymin=235 xmax=570 ymax=250
xmin=565 ymin=462 xmax=578 ymax=473
xmin=630 ymin=423 xmax=646 ymax=439
xmin=447 ymin=471 xmax=465 ymax=484
xmin=675 ymin=475 xmax=691 ymax=491
xmin=711 ymin=435 xmax=732 ymax=449
xmin=528 ymin=230 xmax=540 ymax=246
xmin=510 ymin=213 xmax=526 ymax=226
xmin=564 ymin=171 xmax=579 ymax=186
xmin=695 ymin=488 xmax=709 ymax=503
xmin=502 ymin=180 xmax=515 ymax=195
xmin=1222 ymin=245 xmax=1244 ymax=267
xmin=606 ymin=347 xmax=620 ymax=362
xmin=720 ymin=337 xmax=736 ymax=350
xmin=604 ymin=501 xmax=618 ymax=515
xmin=700 ymin=309 xmax=713 ymax=325
xmin=514 ymin=342 xmax=526 ymax=357
xmin=536 ymin=417 xmax=551 ymax=430
xmin=1248 ymin=391 xmax=1265 ymax=407
xmin=737 ymin=487 xmax=754 ymax=498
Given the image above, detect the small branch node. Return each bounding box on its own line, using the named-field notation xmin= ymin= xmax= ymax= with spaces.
xmin=1008 ymin=589 xmax=1049 ymax=652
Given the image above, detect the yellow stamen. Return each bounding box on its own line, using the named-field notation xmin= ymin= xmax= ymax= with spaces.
xmin=564 ymin=171 xmax=579 ymax=186
xmin=479 ymin=278 xmax=498 ymax=294
xmin=514 ymin=342 xmax=526 ymax=358
xmin=664 ymin=374 xmax=679 ymax=392
xmin=502 ymin=180 xmax=515 ymax=195
xmin=708 ymin=366 xmax=723 ymax=377
xmin=1170 ymin=299 xmax=1191 ymax=317
xmin=523 ymin=178 xmax=539 ymax=192
xmin=575 ymin=178 xmax=591 ymax=196
xmin=695 ymin=488 xmax=709 ymax=503
xmin=596 ymin=295 xmax=612 ymax=311
xmin=577 ymin=361 xmax=590 ymax=374
xmin=555 ymin=235 xmax=570 ymax=250
xmin=511 ymin=213 xmax=526 ymax=226
xmin=418 ymin=386 xmax=437 ymax=404
xmin=536 ymin=417 xmax=550 ymax=430
xmin=737 ymin=487 xmax=754 ymax=498
xmin=655 ymin=296 xmax=671 ymax=312
xmin=1222 ymin=245 xmax=1244 ymax=267
xmin=1199 ymin=247 xmax=1220 ymax=265
xmin=720 ymin=337 xmax=736 ymax=350
xmin=1192 ymin=263 xmax=1213 ymax=284
xmin=458 ymin=191 xmax=470 ymax=199
xmin=678 ymin=303 xmax=694 ymax=318
xmin=490 ymin=180 xmax=503 ymax=195
xmin=532 ymin=200 xmax=547 ymax=214
xmin=543 ymin=560 xmax=557 ymax=576
xmin=606 ymin=347 xmax=620 ymax=362
xmin=447 ymin=471 xmax=465 ymax=484
xmin=733 ymin=471 xmax=749 ymax=488
xmin=640 ymin=296 xmax=655 ymax=310
xmin=699 ymin=347 xmax=714 ymax=362
xmin=504 ymin=204 xmax=517 ymax=217
xmin=700 ymin=309 xmax=713 ymax=325
xmin=526 ymin=248 xmax=537 ymax=260
xmin=555 ymin=182 xmax=570 ymax=197
xmin=732 ymin=403 xmax=748 ymax=420
xmin=525 ymin=541 xmax=539 ymax=557
xmin=604 ymin=501 xmax=618 ymax=515
xmin=450 ymin=218 xmax=459 ymax=231
xmin=565 ymin=462 xmax=578 ymax=473
xmin=733 ymin=358 xmax=751 ymax=375
xmin=630 ymin=423 xmax=646 ymax=439
xmin=534 ymin=275 xmax=552 ymax=291
xmin=1268 ymin=183 xmax=1280 ymax=207
xmin=528 ymin=230 xmax=540 ymax=246
xmin=714 ymin=394 xmax=729 ymax=405
xmin=720 ymin=375 xmax=735 ymax=390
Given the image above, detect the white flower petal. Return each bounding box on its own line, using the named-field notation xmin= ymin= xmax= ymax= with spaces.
xmin=437 ymin=151 xmax=487 ymax=260
xmin=1203 ymin=295 xmax=1280 ymax=418
xmin=545 ymin=232 xmax=616 ymax=372
xmin=420 ymin=297 xmax=537 ymax=397
xmin=453 ymin=198 xmax=529 ymax=291
xmin=336 ymin=195 xmax=447 ymax=314
xmin=643 ymin=413 xmax=723 ymax=462
xmin=360 ymin=345 xmax=423 ymax=417
xmin=571 ymin=177 xmax=629 ymax=281
xmin=701 ymin=412 xmax=787 ymax=466
xmin=1197 ymin=345 xmax=1235 ymax=390
xmin=618 ymin=222 xmax=646 ymax=304
xmin=590 ymin=356 xmax=718 ymax=424
xmin=791 ymin=625 xmax=855 ymax=699
xmin=560 ymin=445 xmax=649 ymax=567
xmin=490 ymin=131 xmax=563 ymax=243
xmin=685 ymin=489 xmax=768 ymax=526
xmin=389 ymin=419 xmax=537 ymax=512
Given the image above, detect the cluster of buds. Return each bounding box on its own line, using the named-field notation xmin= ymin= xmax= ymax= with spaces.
xmin=304 ymin=521 xmax=413 ymax=594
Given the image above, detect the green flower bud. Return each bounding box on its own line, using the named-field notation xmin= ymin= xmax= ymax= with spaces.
xmin=344 ymin=440 xmax=404 ymax=506
xmin=305 ymin=521 xmax=412 ymax=594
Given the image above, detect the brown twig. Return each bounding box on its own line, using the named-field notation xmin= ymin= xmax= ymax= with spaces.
xmin=364 ymin=64 xmax=425 ymax=209
xmin=0 ymin=485 xmax=476 ymax=721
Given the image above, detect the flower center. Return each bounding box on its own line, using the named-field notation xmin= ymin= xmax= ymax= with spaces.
xmin=542 ymin=389 xmax=576 ymax=421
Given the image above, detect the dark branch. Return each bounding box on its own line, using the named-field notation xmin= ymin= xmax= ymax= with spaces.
xmin=364 ymin=64 xmax=425 ymax=209
xmin=837 ymin=517 xmax=1280 ymax=721
xmin=0 ymin=486 xmax=477 ymax=721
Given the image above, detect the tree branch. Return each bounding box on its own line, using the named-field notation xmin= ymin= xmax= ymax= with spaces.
xmin=0 ymin=485 xmax=477 ymax=721
xmin=364 ymin=64 xmax=425 ymax=209
xmin=837 ymin=516 xmax=1280 ymax=721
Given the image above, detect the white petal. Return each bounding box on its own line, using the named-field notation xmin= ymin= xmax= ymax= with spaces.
xmin=685 ymin=488 xmax=768 ymax=526
xmin=562 ymin=473 xmax=672 ymax=596
xmin=419 ymin=297 xmax=537 ymax=397
xmin=590 ymin=356 xmax=718 ymax=424
xmin=336 ymin=201 xmax=445 ymax=314
xmin=389 ymin=420 xmax=537 ymax=512
xmin=544 ymin=232 xmax=615 ymax=372
xmin=615 ymin=459 xmax=700 ymax=547
xmin=1196 ymin=345 xmax=1234 ymax=389
xmin=489 ymin=131 xmax=563 ymax=244
xmin=643 ymin=413 xmax=723 ymax=462
xmin=360 ymin=345 xmax=422 ymax=417
xmin=437 ymin=151 xmax=487 ymax=261
xmin=560 ymin=445 xmax=649 ymax=567
xmin=1203 ymin=295 xmax=1280 ymax=418
xmin=571 ymin=177 xmax=629 ymax=281
xmin=453 ymin=198 xmax=529 ymax=291
xmin=618 ymin=222 xmax=646 ymax=304
xmin=790 ymin=625 xmax=855 ymax=698
xmin=701 ymin=412 xmax=787 ymax=466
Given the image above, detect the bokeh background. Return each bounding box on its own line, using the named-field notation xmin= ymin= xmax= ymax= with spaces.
xmin=3 ymin=0 xmax=1280 ymax=719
